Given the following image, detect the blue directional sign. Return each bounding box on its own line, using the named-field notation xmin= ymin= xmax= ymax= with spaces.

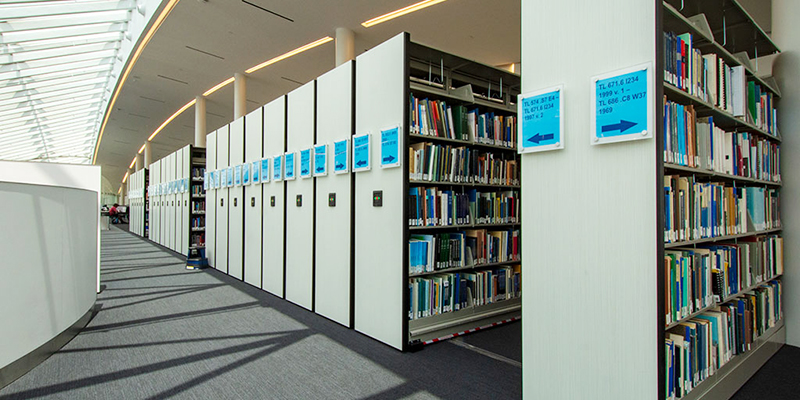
xmin=518 ymin=86 xmax=563 ymax=153
xmin=314 ymin=144 xmax=327 ymax=176
xmin=285 ymin=152 xmax=296 ymax=180
xmin=234 ymin=165 xmax=242 ymax=186
xmin=353 ymin=133 xmax=370 ymax=173
xmin=242 ymin=163 xmax=250 ymax=185
xmin=300 ymin=148 xmax=311 ymax=178
xmin=591 ymin=64 xmax=652 ymax=145
xmin=204 ymin=172 xmax=209 ymax=190
xmin=252 ymin=161 xmax=260 ymax=184
xmin=272 ymin=155 xmax=283 ymax=182
xmin=227 ymin=167 xmax=233 ymax=187
xmin=380 ymin=126 xmax=400 ymax=168
xmin=261 ymin=158 xmax=270 ymax=183
xmin=334 ymin=139 xmax=349 ymax=174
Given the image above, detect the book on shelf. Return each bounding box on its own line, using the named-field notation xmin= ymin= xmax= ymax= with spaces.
xmin=409 ymin=94 xmax=517 ymax=148
xmin=663 ymin=30 xmax=778 ymax=136
xmin=665 ymin=280 xmax=782 ymax=400
xmin=408 ymin=229 xmax=520 ymax=274
xmin=663 ymin=98 xmax=781 ymax=182
xmin=408 ymin=187 xmax=518 ymax=227
xmin=664 ymin=235 xmax=782 ymax=326
xmin=408 ymin=265 xmax=521 ymax=320
xmin=663 ymin=175 xmax=781 ymax=243
xmin=408 ymin=142 xmax=519 ymax=185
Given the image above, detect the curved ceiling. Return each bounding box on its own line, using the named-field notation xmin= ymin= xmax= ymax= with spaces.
xmin=0 ymin=0 xmax=145 ymax=165
xmin=82 ymin=0 xmax=522 ymax=188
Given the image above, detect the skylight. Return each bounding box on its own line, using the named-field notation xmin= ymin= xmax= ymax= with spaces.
xmin=0 ymin=0 xmax=137 ymax=164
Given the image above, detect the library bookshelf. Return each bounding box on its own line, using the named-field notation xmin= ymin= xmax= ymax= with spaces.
xmin=355 ymin=33 xmax=522 ymax=350
xmin=661 ymin=1 xmax=784 ymax=399
xmin=520 ymin=1 xmax=785 ymax=398
xmin=189 ymin=146 xmax=206 ymax=252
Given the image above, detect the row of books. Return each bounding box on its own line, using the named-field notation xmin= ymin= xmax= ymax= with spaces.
xmin=191 ymin=217 xmax=204 ymax=229
xmin=192 ymin=201 xmax=205 ymax=212
xmin=665 ymin=235 xmax=783 ymax=326
xmin=665 ymin=280 xmax=782 ymax=399
xmin=664 ymin=175 xmax=780 ymax=243
xmin=408 ymin=229 xmax=520 ymax=274
xmin=190 ymin=232 xmax=205 ymax=248
xmin=191 ymin=185 xmax=205 ymax=196
xmin=408 ymin=265 xmax=521 ymax=320
xmin=663 ymin=32 xmax=778 ymax=135
xmin=409 ymin=94 xmax=517 ymax=148
xmin=408 ymin=187 xmax=519 ymax=227
xmin=191 ymin=167 xmax=205 ymax=179
xmin=664 ymin=99 xmax=781 ymax=182
xmin=409 ymin=142 xmax=520 ymax=186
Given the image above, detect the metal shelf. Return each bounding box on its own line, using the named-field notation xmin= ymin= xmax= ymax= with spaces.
xmin=665 ymin=227 xmax=782 ymax=248
xmin=409 ymin=133 xmax=517 ymax=152
xmin=665 ymin=274 xmax=782 ymax=330
xmin=663 ymin=84 xmax=781 ymax=142
xmin=409 ymin=222 xmax=519 ymax=231
xmin=410 ymin=179 xmax=520 ymax=189
xmin=662 ymin=1 xmax=780 ymax=96
xmin=408 ymin=297 xmax=521 ymax=342
xmin=409 ymin=259 xmax=521 ymax=278
xmin=664 ymin=163 xmax=782 ymax=186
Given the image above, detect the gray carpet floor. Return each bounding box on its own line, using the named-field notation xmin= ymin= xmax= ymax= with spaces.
xmin=0 ymin=227 xmax=521 ymax=400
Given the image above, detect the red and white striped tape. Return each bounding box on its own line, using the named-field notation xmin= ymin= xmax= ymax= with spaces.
xmin=422 ymin=316 xmax=521 ymax=345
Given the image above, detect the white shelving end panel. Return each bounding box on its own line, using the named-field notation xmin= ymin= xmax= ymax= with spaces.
xmin=354 ymin=32 xmax=407 ymax=350
xmin=262 ymin=96 xmax=286 ymax=296
xmin=228 ymin=117 xmax=245 ymax=281
xmin=176 ymin=148 xmax=184 ymax=255
xmin=167 ymin=152 xmax=175 ymax=251
xmin=285 ymin=81 xmax=316 ymax=311
xmin=160 ymin=158 xmax=167 ymax=247
xmin=314 ymin=60 xmax=354 ymax=327
xmin=206 ymin=130 xmax=217 ymax=268
xmin=244 ymin=106 xmax=264 ymax=288
xmin=521 ymin=0 xmax=657 ymax=398
xmin=216 ymin=125 xmax=230 ymax=275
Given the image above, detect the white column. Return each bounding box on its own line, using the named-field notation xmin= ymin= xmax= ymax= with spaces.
xmin=772 ymin=0 xmax=800 ymax=347
xmin=195 ymin=95 xmax=207 ymax=147
xmin=134 ymin=153 xmax=143 ymax=171
xmin=335 ymin=27 xmax=355 ymax=66
xmin=234 ymin=72 xmax=246 ymax=120
xmin=144 ymin=141 xmax=152 ymax=167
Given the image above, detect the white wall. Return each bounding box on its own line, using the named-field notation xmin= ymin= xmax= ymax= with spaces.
xmin=521 ymin=0 xmax=657 ymax=398
xmin=0 ymin=161 xmax=99 ymax=371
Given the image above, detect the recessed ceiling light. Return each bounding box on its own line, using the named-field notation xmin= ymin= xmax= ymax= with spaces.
xmin=361 ymin=0 xmax=446 ymax=28
xmin=245 ymin=36 xmax=333 ymax=74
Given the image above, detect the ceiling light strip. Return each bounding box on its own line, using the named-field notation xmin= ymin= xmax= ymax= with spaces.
xmin=202 ymin=76 xmax=235 ymax=96
xmin=128 ymin=158 xmax=136 ymax=169
xmin=138 ymin=143 xmax=145 ymax=154
xmin=147 ymin=98 xmax=196 ymax=141
xmin=93 ymin=0 xmax=180 ymax=164
xmin=361 ymin=0 xmax=446 ymax=27
xmin=245 ymin=36 xmax=333 ymax=74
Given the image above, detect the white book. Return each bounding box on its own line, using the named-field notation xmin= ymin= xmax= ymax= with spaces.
xmin=730 ymin=65 xmax=747 ymax=117
xmin=703 ymin=54 xmax=718 ymax=105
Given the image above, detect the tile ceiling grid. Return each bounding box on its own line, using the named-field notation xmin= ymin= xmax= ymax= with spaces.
xmin=0 ymin=0 xmax=137 ymax=164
